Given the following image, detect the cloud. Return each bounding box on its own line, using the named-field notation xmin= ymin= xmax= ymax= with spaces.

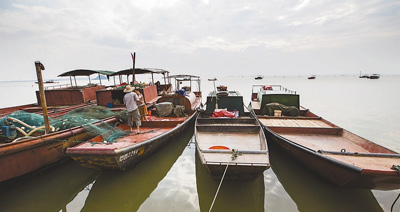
xmin=290 ymin=0 xmax=312 ymax=11
xmin=0 ymin=0 xmax=399 ymax=80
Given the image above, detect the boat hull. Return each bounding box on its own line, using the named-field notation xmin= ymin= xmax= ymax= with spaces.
xmin=251 ymin=84 xmax=400 ymax=190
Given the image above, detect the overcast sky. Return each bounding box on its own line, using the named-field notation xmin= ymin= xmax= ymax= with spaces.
xmin=0 ymin=0 xmax=399 ymax=81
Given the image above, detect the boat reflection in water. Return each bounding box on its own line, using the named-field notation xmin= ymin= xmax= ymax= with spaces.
xmin=0 ymin=160 xmax=100 ymax=212
xmin=269 ymin=142 xmax=384 ymax=212
xmin=80 ymin=124 xmax=194 ymax=212
xmin=196 ymin=151 xmax=265 ymax=212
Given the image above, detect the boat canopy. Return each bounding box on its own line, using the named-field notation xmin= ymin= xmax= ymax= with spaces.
xmin=169 ymin=74 xmax=201 ymax=93
xmin=58 ymin=69 xmax=115 ymax=77
xmin=169 ymin=74 xmax=199 ymax=80
xmin=111 ymin=68 xmax=170 ymax=86
xmin=111 ymin=68 xmax=168 ymax=76
xmin=58 ymin=69 xmax=115 ymax=87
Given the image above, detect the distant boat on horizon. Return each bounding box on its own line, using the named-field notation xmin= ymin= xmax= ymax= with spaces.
xmin=308 ymin=75 xmax=316 ymax=79
xmin=34 ymin=80 xmax=57 ymax=84
xmin=359 ymin=71 xmax=369 ymax=78
xmin=369 ymin=74 xmax=380 ymax=79
xmin=359 ymin=72 xmax=380 ymax=79
xmin=255 ymin=75 xmax=264 ymax=80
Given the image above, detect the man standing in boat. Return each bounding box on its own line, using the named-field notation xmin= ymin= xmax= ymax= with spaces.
xmin=123 ymin=85 xmax=141 ymax=134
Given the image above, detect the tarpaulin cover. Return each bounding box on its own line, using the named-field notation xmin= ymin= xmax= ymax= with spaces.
xmin=155 ymin=102 xmax=174 ymax=117
xmin=211 ymin=109 xmax=236 ymax=118
xmin=174 ymin=105 xmax=187 ymax=117
xmin=261 ymin=103 xmax=299 ymax=116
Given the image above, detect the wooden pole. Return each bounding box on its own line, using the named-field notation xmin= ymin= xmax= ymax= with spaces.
xmin=35 ymin=61 xmax=51 ymax=134
xmin=69 ymin=76 xmax=73 ymax=88
xmin=98 ymin=73 xmax=102 ymax=85
xmin=131 ymin=52 xmax=136 ymax=85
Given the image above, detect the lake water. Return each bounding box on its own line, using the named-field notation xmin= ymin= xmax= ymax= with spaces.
xmin=0 ymin=75 xmax=400 ymax=212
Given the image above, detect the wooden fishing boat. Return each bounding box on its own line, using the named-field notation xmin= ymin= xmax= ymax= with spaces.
xmin=195 ymin=88 xmax=270 ymax=181
xmin=66 ymin=75 xmax=202 ymax=170
xmin=0 ymin=68 xmax=118 ymax=183
xmin=0 ymin=116 xmax=117 ymax=183
xmin=250 ymin=84 xmax=400 ymax=190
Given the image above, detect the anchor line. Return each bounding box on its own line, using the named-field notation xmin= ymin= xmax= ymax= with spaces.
xmin=209 ymin=149 xmax=240 ymax=212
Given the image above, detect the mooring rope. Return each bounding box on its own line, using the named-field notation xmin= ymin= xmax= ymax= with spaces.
xmin=209 ymin=149 xmax=240 ymax=212
xmin=391 ymin=192 xmax=400 ymax=212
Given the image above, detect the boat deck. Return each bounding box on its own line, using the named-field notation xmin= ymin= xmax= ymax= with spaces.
xmin=197 ymin=132 xmax=262 ymax=151
xmin=282 ymin=133 xmax=368 ymax=153
xmin=259 ymin=117 xmax=332 ymax=128
xmin=323 ymin=153 xmax=400 ymax=171
xmin=67 ymin=116 xmax=187 ymax=152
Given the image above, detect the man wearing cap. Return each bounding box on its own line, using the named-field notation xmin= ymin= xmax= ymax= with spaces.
xmin=123 ymin=85 xmax=141 ymax=133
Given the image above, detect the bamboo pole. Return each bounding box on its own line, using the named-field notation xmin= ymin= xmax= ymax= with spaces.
xmin=35 ymin=61 xmax=51 ymax=134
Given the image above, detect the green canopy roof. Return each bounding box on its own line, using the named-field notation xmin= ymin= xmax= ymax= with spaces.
xmin=58 ymin=69 xmax=115 ymax=77
xmin=110 ymin=68 xmax=169 ymax=76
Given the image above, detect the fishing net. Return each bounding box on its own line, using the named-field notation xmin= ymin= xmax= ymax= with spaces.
xmin=0 ymin=106 xmax=129 ymax=143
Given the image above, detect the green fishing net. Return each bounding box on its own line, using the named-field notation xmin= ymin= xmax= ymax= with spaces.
xmin=0 ymin=106 xmax=128 ymax=143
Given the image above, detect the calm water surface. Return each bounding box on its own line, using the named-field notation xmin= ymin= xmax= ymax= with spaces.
xmin=0 ymin=75 xmax=399 ymax=212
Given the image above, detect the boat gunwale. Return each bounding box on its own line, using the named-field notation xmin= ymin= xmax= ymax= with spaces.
xmin=206 ymin=161 xmax=270 ymax=166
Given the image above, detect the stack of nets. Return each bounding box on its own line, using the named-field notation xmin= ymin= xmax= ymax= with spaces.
xmin=0 ymin=106 xmax=129 ymax=143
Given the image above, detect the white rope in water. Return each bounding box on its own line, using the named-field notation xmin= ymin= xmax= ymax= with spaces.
xmin=209 ymin=160 xmax=231 ymax=212
xmin=208 ymin=149 xmax=240 ymax=212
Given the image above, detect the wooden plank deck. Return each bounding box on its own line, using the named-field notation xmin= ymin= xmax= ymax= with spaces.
xmin=259 ymin=118 xmax=332 ymax=128
xmin=322 ymin=153 xmax=400 ymax=171
xmin=281 ymin=133 xmax=368 ymax=153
